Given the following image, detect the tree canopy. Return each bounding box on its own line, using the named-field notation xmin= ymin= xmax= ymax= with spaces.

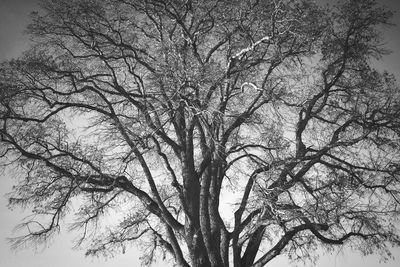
xmin=1 ymin=0 xmax=400 ymax=266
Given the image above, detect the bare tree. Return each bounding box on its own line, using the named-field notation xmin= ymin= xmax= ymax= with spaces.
xmin=1 ymin=0 xmax=400 ymax=266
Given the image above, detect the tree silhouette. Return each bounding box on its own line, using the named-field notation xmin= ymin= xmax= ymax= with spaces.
xmin=1 ymin=0 xmax=400 ymax=266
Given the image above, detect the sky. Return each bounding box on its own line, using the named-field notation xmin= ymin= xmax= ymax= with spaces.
xmin=0 ymin=0 xmax=400 ymax=267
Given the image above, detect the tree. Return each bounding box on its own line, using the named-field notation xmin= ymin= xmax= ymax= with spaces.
xmin=1 ymin=0 xmax=400 ymax=266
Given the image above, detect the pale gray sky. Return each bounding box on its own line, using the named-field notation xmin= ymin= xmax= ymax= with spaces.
xmin=0 ymin=0 xmax=400 ymax=266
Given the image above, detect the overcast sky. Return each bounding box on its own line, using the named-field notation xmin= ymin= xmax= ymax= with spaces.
xmin=1 ymin=0 xmax=400 ymax=267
